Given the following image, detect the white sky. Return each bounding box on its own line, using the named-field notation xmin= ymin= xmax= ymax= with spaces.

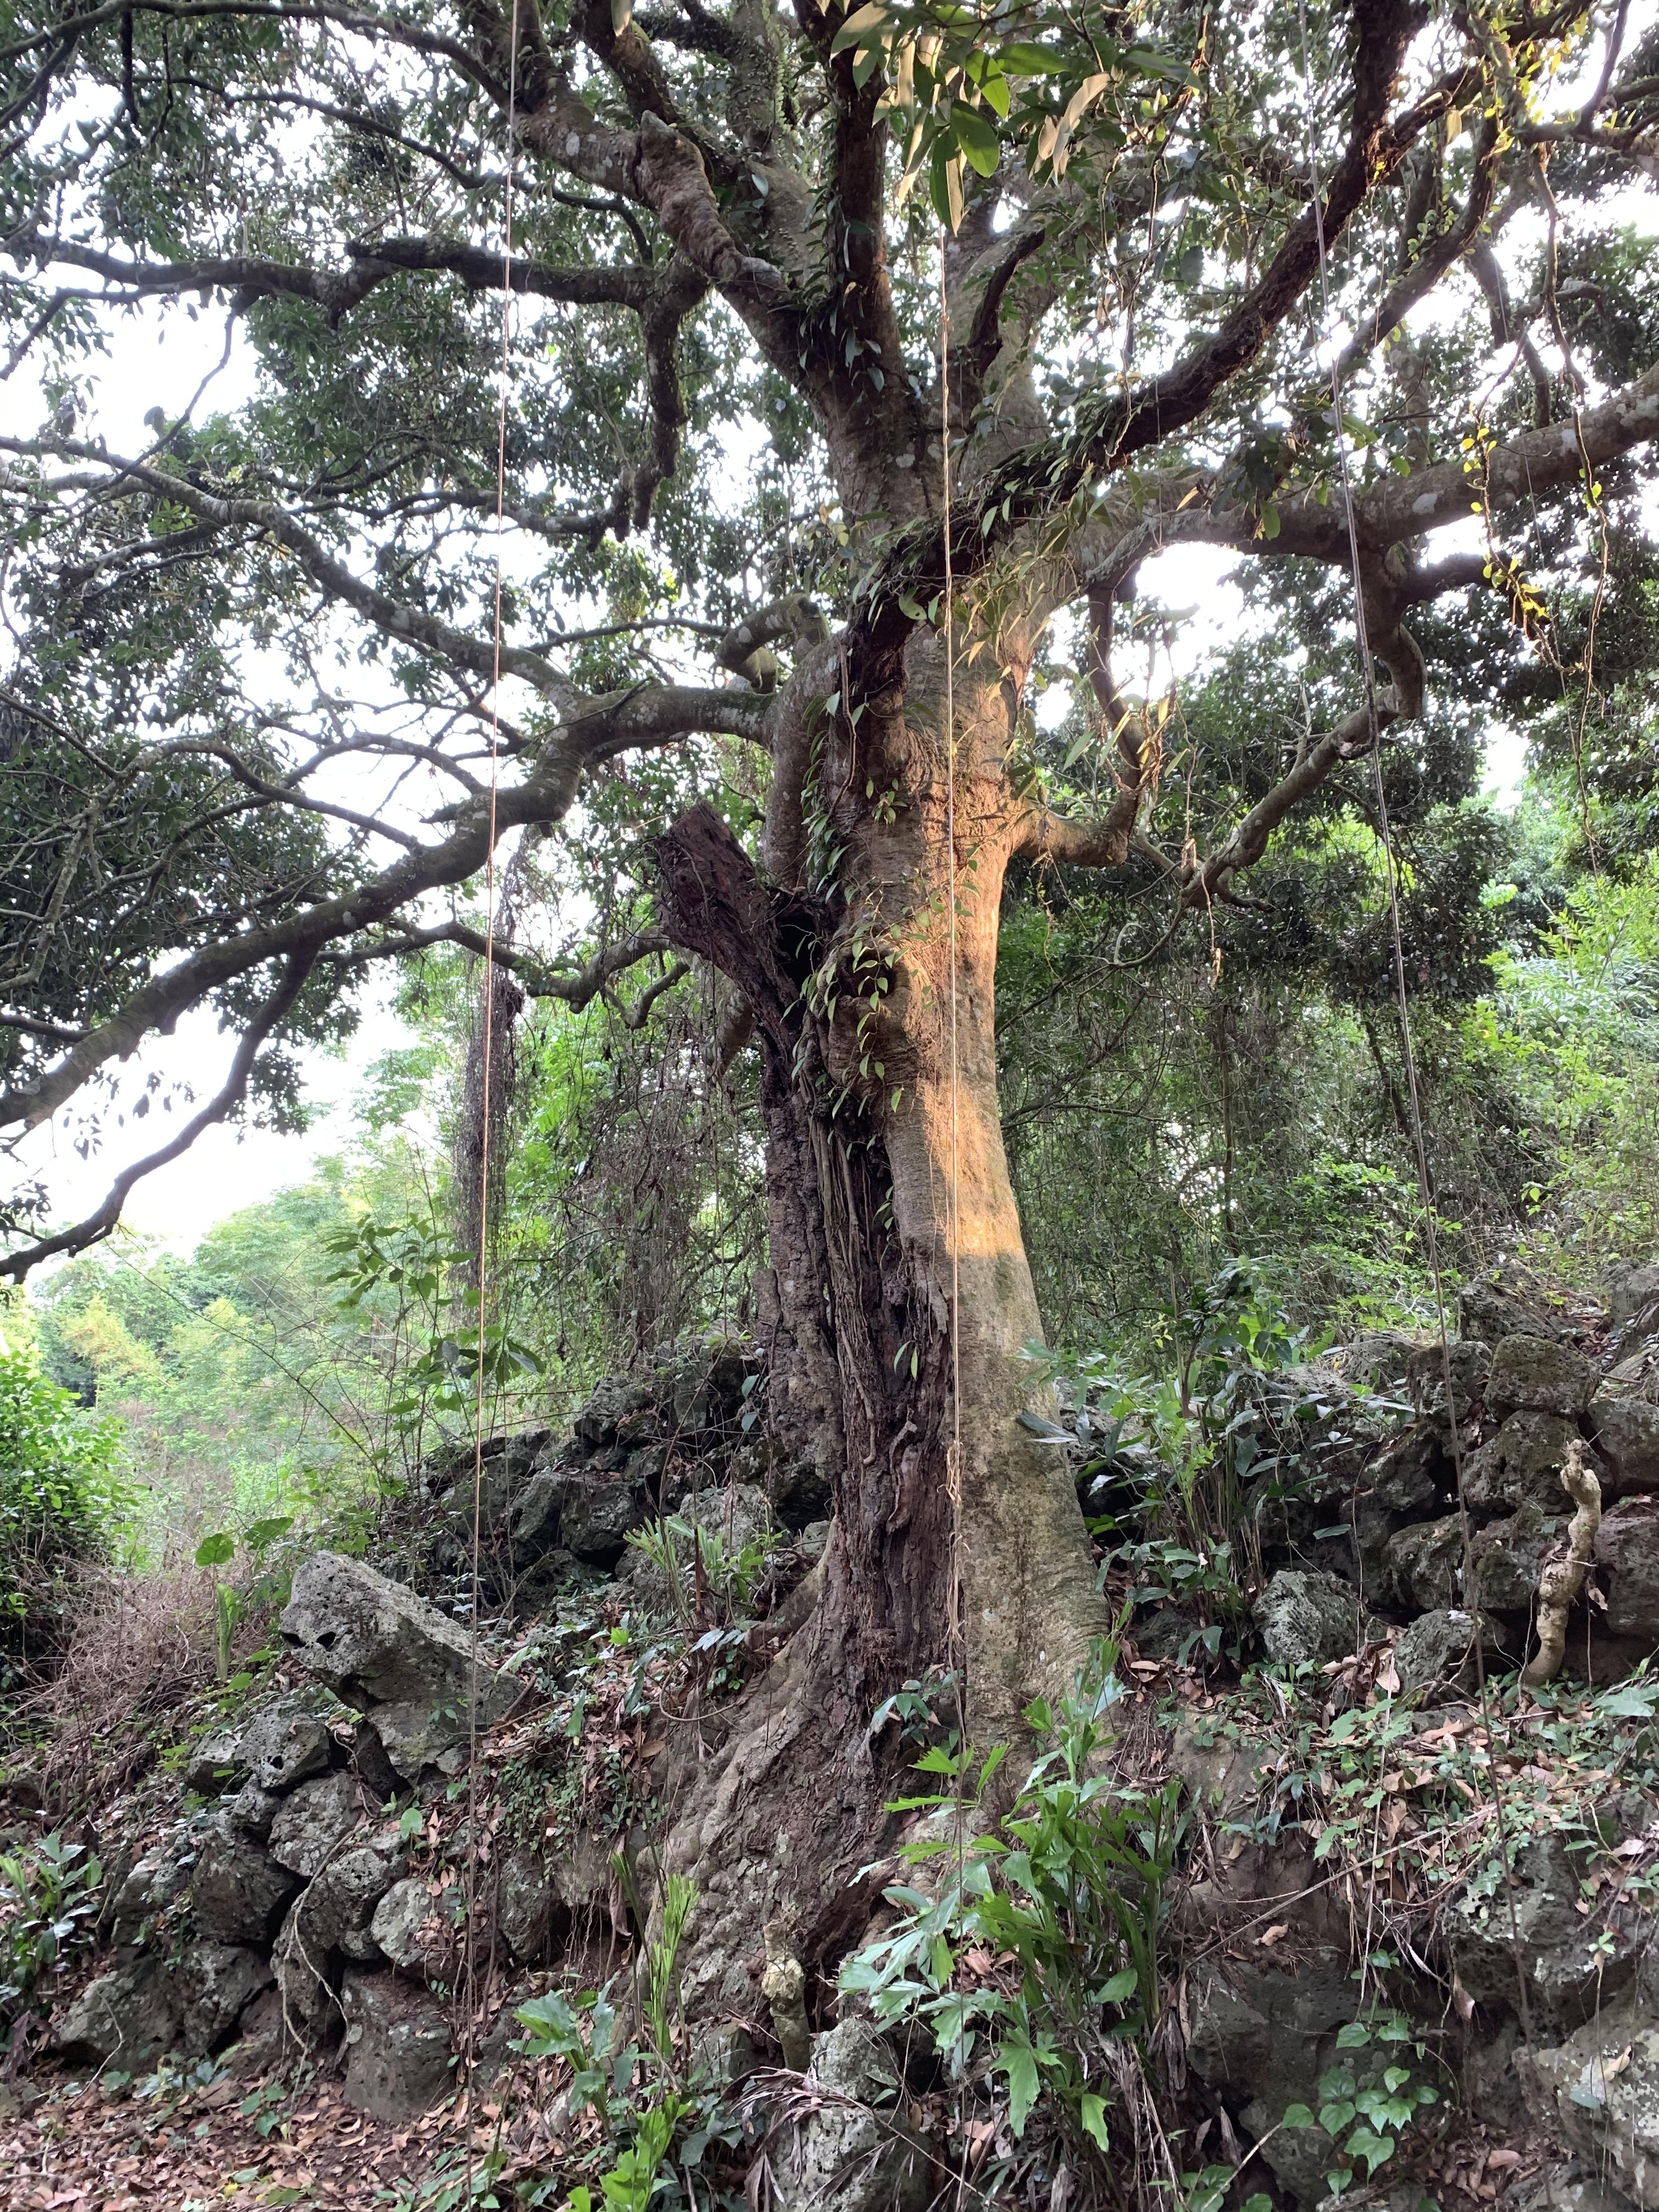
xmin=5 ymin=8 xmax=1652 ymax=1262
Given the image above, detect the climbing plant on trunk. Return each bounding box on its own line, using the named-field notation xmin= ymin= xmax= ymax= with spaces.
xmin=5 ymin=0 xmax=1659 ymax=1989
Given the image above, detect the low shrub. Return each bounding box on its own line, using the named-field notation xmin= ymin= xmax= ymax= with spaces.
xmin=0 ymin=1329 xmax=128 ymax=1673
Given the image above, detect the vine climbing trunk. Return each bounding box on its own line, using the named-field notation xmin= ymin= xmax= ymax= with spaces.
xmin=653 ymin=614 xmax=1104 ymax=2013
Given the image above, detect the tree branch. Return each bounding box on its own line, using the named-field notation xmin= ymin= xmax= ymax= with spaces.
xmin=1 ymin=951 xmax=317 ymax=1280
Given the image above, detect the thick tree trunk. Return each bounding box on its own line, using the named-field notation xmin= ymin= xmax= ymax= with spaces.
xmin=652 ymin=614 xmax=1102 ymax=2016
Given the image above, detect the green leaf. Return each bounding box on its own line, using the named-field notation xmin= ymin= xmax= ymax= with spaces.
xmin=830 ymin=2 xmax=890 ymax=56
xmin=952 ymin=104 xmax=1002 ymax=178
xmin=1334 ymin=2021 xmax=1373 ymax=2049
xmin=1000 ymin=41 xmax=1070 ymax=75
xmin=194 ymin=1531 xmax=235 ymax=1568
xmin=1080 ymin=2091 xmax=1109 ymax=2151
xmin=242 ymin=1514 xmax=294 ymax=1550
xmin=1100 ymin=1968 xmax=1137 ymax=2004
xmin=1001 ymin=2040 xmax=1041 ymax=2137
xmin=1282 ymin=2103 xmax=1316 ymax=2129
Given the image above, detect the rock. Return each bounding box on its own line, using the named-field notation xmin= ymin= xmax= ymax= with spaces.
xmin=769 ymin=1456 xmax=833 ymax=1530
xmin=183 ymin=1726 xmax=247 ymax=1797
xmin=1335 ymin=1332 xmax=1423 ymax=1389
xmin=1170 ymin=1709 xmax=1268 ymax=1822
xmin=1407 ymin=1339 xmax=1491 ymax=1424
xmin=1186 ymin=1951 xmax=1365 ymax=2205
xmin=1384 ymin=1513 xmax=1464 ymax=1613
xmin=796 ymin=1519 xmax=832 ymax=1561
xmin=1367 ymin=1430 xmax=1447 ymax=1516
xmin=237 ymin=1694 xmax=334 ymax=1795
xmin=573 ymin=1375 xmax=651 ymax=1446
xmin=771 ymin=2019 xmax=927 ymax=2212
xmin=1464 ymin=1412 xmax=1583 ymax=1516
xmin=1393 ymin=1608 xmax=1503 ymax=1698
xmin=1487 ymin=1334 xmax=1596 ymax=1420
xmin=1252 ymin=1568 xmax=1361 ymax=1667
xmin=1587 ymin=1395 xmax=1659 ymax=1498
xmin=268 ymin=1770 xmax=366 ymax=1878
xmin=108 ymin=1847 xmax=189 ymax=1945
xmin=1459 ymin=1270 xmax=1564 ymax=1344
xmin=279 ymin=1550 xmax=516 ymax=1778
xmin=272 ymin=1895 xmax=341 ymax=2049
xmin=191 ymin=1820 xmax=301 ymax=1945
xmin=510 ymin=1465 xmax=640 ymax=1568
xmin=1609 ymin=1261 xmax=1659 ymax=1333
xmin=228 ymin=1780 xmax=284 ymax=1841
xmin=340 ymin=1968 xmax=453 ymax=2121
xmin=432 ymin=1426 xmax=550 ymax=1531
xmin=299 ymin=1841 xmax=403 ymax=1962
xmin=55 ymin=1956 xmax=181 ymax=2066
xmin=1532 ymin=1993 xmax=1659 ymax=2207
xmin=1470 ymin=1502 xmax=1560 ymax=1614
xmin=1444 ymin=1820 xmax=1647 ymax=2028
xmin=370 ymin=1875 xmax=462 ymax=1979
xmin=1508 ymin=2165 xmax=1635 ymax=2212
xmin=496 ymin=1847 xmax=558 ymax=1965
xmin=1594 ymin=1497 xmax=1659 ymax=1645
xmin=178 ymin=1942 xmax=273 ymax=2057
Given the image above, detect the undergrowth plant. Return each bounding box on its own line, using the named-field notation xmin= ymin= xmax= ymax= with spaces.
xmin=842 ymin=1641 xmax=1183 ymax=2169
xmin=0 ymin=1830 xmax=103 ymax=2030
xmin=512 ymin=1875 xmax=744 ymax=2211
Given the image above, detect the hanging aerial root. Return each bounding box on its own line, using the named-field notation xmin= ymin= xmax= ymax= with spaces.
xmin=1520 ymin=1439 xmax=1602 ymax=1688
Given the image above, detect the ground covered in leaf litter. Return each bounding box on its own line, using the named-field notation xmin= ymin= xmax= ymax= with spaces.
xmin=0 ymin=2063 xmax=574 ymax=2210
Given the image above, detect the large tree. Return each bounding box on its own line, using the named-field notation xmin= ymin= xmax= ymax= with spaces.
xmin=4 ymin=0 xmax=1659 ymax=1992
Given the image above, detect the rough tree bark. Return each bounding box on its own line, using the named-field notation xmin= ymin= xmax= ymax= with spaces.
xmin=653 ymin=583 xmax=1104 ymax=2011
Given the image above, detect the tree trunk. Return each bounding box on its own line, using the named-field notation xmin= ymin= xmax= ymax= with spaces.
xmin=652 ymin=614 xmax=1103 ymax=2015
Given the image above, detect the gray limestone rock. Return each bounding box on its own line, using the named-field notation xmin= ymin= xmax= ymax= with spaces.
xmin=298 ymin=1839 xmax=403 ymax=1962
xmin=268 ymin=1769 xmax=366 ymax=1878
xmin=1609 ymin=1261 xmax=1659 ymax=1332
xmin=1393 ymin=1608 xmax=1502 ymax=1699
xmin=1384 ymin=1512 xmax=1464 ymax=1613
xmin=771 ymin=2019 xmax=927 ymax=2212
xmin=1470 ymin=1502 xmax=1560 ymax=1615
xmin=340 ymin=1968 xmax=453 ymax=2121
xmin=1407 ymin=1339 xmax=1491 ymax=1425
xmin=1458 ymin=1271 xmax=1564 ymax=1345
xmin=54 ymin=1955 xmax=181 ymax=2066
xmin=108 ymin=1846 xmax=190 ymax=1945
xmin=1252 ymin=1568 xmax=1361 ymax=1668
xmin=1334 ymin=1331 xmax=1423 ymax=1390
xmin=272 ymin=1894 xmax=341 ymax=2050
xmin=1463 ymin=1410 xmax=1583 ymax=1516
xmin=228 ymin=1780 xmax=283 ymax=1842
xmin=191 ymin=1819 xmax=300 ymax=1945
xmin=1587 ymin=1395 xmax=1659 ymax=1499
xmin=1367 ymin=1430 xmax=1447 ymax=1516
xmin=1532 ymin=1994 xmax=1659 ymax=2207
xmin=237 ymin=1694 xmax=334 ymax=1795
xmin=510 ymin=1465 xmax=641 ymax=1567
xmin=1487 ymin=1333 xmax=1596 ymax=1420
xmin=183 ymin=1726 xmax=248 ymax=1797
xmin=369 ymin=1875 xmax=462 ymax=1979
xmin=178 ymin=1942 xmax=273 ymax=2057
xmin=279 ymin=1550 xmax=516 ymax=1778
xmin=495 ymin=1846 xmax=557 ymax=1964
xmin=1185 ymin=1953 xmax=1364 ymax=2207
xmin=1594 ymin=1497 xmax=1659 ymax=1647
xmin=1444 ymin=1821 xmax=1647 ymax=2028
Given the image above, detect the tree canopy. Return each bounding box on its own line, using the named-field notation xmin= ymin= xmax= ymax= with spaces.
xmin=3 ymin=0 xmax=1658 ymax=1272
